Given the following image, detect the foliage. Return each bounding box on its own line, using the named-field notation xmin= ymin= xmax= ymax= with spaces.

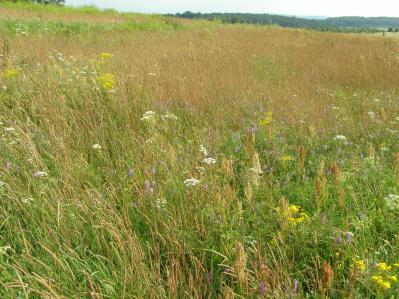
xmin=0 ymin=3 xmax=398 ymax=298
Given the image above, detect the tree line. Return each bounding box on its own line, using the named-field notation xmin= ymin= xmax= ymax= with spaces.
xmin=1 ymin=0 xmax=65 ymax=4
xmin=170 ymin=12 xmax=399 ymax=33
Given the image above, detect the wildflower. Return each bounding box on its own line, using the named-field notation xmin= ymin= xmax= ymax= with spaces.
xmin=22 ymin=198 xmax=34 ymax=204
xmin=184 ymin=178 xmax=200 ymax=187
xmin=92 ymin=144 xmax=102 ymax=150
xmin=162 ymin=112 xmax=178 ymax=120
xmin=4 ymin=127 xmax=15 ymax=132
xmin=387 ymin=275 xmax=397 ymax=282
xmin=202 ymin=157 xmax=216 ymax=165
xmin=277 ymin=203 xmax=309 ymax=227
xmin=99 ymin=52 xmax=113 ymax=60
xmin=353 ymin=259 xmax=366 ymax=272
xmin=334 ymin=135 xmax=347 ymax=142
xmin=155 ymin=198 xmax=167 ymax=209
xmin=394 ymin=263 xmax=399 ymax=268
xmin=372 ymin=275 xmax=391 ymax=289
xmin=96 ymin=73 xmax=115 ymax=91
xmin=0 ymin=246 xmax=11 ymax=255
xmin=384 ymin=194 xmax=399 ymax=211
xmin=2 ymin=68 xmax=19 ymax=79
xmin=200 ymin=145 xmax=208 ymax=157
xmin=376 ymin=262 xmax=392 ymax=271
xmin=280 ymin=155 xmax=294 ymax=162
xmin=196 ymin=166 xmax=205 ymax=174
xmin=140 ymin=111 xmax=157 ymax=121
xmin=259 ymin=282 xmax=266 ymax=296
xmin=367 ymin=111 xmax=376 ymax=119
xmin=127 ymin=168 xmax=134 ymax=177
xmin=33 ymin=171 xmax=48 ymax=177
xmin=259 ymin=111 xmax=273 ymax=126
xmin=345 ymin=231 xmax=354 ymax=243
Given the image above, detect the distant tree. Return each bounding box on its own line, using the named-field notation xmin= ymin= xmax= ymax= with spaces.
xmin=394 ymin=28 xmax=399 ymax=32
xmin=34 ymin=0 xmax=65 ymax=5
xmin=388 ymin=27 xmax=393 ymax=32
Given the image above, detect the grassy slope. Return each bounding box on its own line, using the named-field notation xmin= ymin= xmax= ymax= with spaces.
xmin=0 ymin=2 xmax=399 ymax=298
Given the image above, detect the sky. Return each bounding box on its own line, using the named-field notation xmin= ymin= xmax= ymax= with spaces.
xmin=65 ymin=0 xmax=399 ymax=17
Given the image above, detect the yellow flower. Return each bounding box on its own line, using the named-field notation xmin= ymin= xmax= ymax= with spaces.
xmin=353 ymin=260 xmax=366 ymax=272
xmin=387 ymin=275 xmax=397 ymax=282
xmin=280 ymin=204 xmax=308 ymax=226
xmin=96 ymin=73 xmax=115 ymax=91
xmin=376 ymin=263 xmax=392 ymax=272
xmin=99 ymin=52 xmax=113 ymax=60
xmin=281 ymin=155 xmax=294 ymax=162
xmin=393 ymin=263 xmax=399 ymax=268
xmin=372 ymin=275 xmax=391 ymax=289
xmin=2 ymin=68 xmax=19 ymax=79
xmin=259 ymin=111 xmax=273 ymax=126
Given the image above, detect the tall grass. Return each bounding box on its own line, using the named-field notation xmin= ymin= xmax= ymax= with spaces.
xmin=0 ymin=5 xmax=398 ymax=298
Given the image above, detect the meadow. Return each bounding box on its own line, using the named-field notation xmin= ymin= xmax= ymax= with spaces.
xmin=0 ymin=3 xmax=399 ymax=298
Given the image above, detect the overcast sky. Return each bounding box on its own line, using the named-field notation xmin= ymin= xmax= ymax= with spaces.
xmin=65 ymin=0 xmax=399 ymax=17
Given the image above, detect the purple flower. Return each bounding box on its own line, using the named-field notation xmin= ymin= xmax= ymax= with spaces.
xmin=345 ymin=231 xmax=354 ymax=244
xmin=293 ymin=279 xmax=299 ymax=294
xmin=259 ymin=282 xmax=266 ymax=296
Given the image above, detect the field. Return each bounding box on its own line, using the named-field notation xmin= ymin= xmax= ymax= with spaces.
xmin=0 ymin=3 xmax=399 ymax=298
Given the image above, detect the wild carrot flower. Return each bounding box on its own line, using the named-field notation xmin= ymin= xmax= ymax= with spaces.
xmin=200 ymin=145 xmax=208 ymax=157
xmin=92 ymin=144 xmax=102 ymax=150
xmin=33 ymin=171 xmax=48 ymax=177
xmin=184 ymin=178 xmax=200 ymax=187
xmin=334 ymin=135 xmax=347 ymax=142
xmin=96 ymin=73 xmax=115 ymax=91
xmin=202 ymin=157 xmax=216 ymax=165
xmin=141 ymin=111 xmax=157 ymax=121
xmin=162 ymin=112 xmax=178 ymax=120
xmin=384 ymin=194 xmax=399 ymax=210
xmin=4 ymin=127 xmax=15 ymax=132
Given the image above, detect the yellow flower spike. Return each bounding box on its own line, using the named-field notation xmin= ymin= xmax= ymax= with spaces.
xmin=2 ymin=68 xmax=19 ymax=79
xmin=259 ymin=111 xmax=273 ymax=126
xmin=99 ymin=52 xmax=113 ymax=60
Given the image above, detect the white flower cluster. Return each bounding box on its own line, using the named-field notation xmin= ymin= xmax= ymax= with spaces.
xmin=141 ymin=111 xmax=157 ymax=121
xmin=184 ymin=178 xmax=200 ymax=187
xmin=384 ymin=194 xmax=399 ymax=211
xmin=200 ymin=145 xmax=208 ymax=157
xmin=162 ymin=112 xmax=178 ymax=120
xmin=334 ymin=135 xmax=347 ymax=141
xmin=202 ymin=157 xmax=217 ymax=165
xmin=33 ymin=171 xmax=48 ymax=177
xmin=93 ymin=144 xmax=102 ymax=150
